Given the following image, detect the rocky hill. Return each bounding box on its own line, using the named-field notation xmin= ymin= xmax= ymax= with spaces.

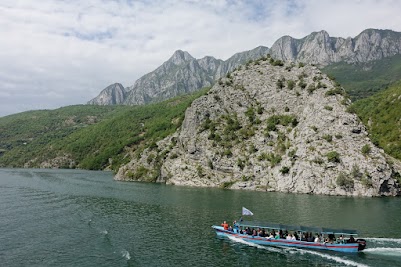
xmin=115 ymin=57 xmax=401 ymax=197
xmin=270 ymin=29 xmax=401 ymax=66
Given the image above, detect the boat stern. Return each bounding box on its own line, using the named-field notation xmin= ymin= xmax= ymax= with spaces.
xmin=357 ymin=238 xmax=367 ymax=251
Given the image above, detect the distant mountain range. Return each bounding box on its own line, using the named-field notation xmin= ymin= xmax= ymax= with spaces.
xmin=88 ymin=29 xmax=401 ymax=106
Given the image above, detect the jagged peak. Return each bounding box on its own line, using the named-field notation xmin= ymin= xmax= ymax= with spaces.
xmin=110 ymin=82 xmax=124 ymax=88
xmin=103 ymin=83 xmax=125 ymax=92
xmin=168 ymin=50 xmax=195 ymax=65
xmin=198 ymin=55 xmax=220 ymax=62
xmin=226 ymin=46 xmax=269 ymax=61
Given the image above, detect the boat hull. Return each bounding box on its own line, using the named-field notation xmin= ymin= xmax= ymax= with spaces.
xmin=212 ymin=226 xmax=361 ymax=253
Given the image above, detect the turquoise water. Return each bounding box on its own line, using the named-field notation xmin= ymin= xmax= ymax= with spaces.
xmin=0 ymin=168 xmax=400 ymax=266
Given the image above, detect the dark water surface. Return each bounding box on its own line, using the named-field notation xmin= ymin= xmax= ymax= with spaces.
xmin=0 ymin=168 xmax=400 ymax=266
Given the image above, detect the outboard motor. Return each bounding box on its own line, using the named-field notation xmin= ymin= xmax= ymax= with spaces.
xmin=356 ymin=238 xmax=366 ymax=251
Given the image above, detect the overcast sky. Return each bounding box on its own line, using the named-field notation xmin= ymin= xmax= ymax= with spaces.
xmin=1 ymin=0 xmax=400 ymax=117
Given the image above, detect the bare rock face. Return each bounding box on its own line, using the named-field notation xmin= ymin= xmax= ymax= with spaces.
xmin=269 ymin=29 xmax=401 ymax=66
xmin=87 ymin=83 xmax=126 ymax=105
xmin=115 ymin=58 xmax=400 ymax=196
xmin=88 ymin=47 xmax=269 ymax=106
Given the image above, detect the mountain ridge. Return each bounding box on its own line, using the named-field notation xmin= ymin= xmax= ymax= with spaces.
xmin=88 ymin=28 xmax=401 ymax=107
xmin=89 ymin=46 xmax=269 ymax=106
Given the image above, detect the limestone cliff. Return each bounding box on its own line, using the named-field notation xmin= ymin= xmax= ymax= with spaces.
xmin=115 ymin=57 xmax=400 ymax=197
xmin=269 ymin=29 xmax=401 ymax=66
xmin=88 ymin=47 xmax=269 ymax=106
xmin=87 ymin=83 xmax=126 ymax=105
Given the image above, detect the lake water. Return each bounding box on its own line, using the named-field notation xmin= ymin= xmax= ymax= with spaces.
xmin=0 ymin=168 xmax=400 ymax=267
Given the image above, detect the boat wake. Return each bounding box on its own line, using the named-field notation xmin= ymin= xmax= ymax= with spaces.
xmin=226 ymin=235 xmax=283 ymax=253
xmin=100 ymin=230 xmax=108 ymax=235
xmin=363 ymin=238 xmax=401 ymax=245
xmin=363 ymin=247 xmax=401 ymax=256
xmin=227 ymin=235 xmax=368 ymax=267
xmin=121 ymin=249 xmax=131 ymax=260
xmin=295 ymin=248 xmax=369 ymax=267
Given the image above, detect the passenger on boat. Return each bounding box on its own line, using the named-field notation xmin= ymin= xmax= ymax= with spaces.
xmin=294 ymin=232 xmax=299 ymax=240
xmin=221 ymin=221 xmax=229 ymax=230
xmin=279 ymin=230 xmax=284 ymax=239
xmin=275 ymin=231 xmax=280 ymax=239
xmin=314 ymin=234 xmax=321 ymax=243
xmin=233 ymin=221 xmax=239 ymax=232
xmin=258 ymin=229 xmax=267 ymax=237
xmin=252 ymin=229 xmax=258 ymax=236
xmin=337 ymin=235 xmax=344 ymax=244
xmin=286 ymin=233 xmax=292 ymax=240
xmin=307 ymin=232 xmax=314 ymax=242
xmin=347 ymin=236 xmax=356 ymax=243
xmin=301 ymin=233 xmax=306 ymax=241
xmin=228 ymin=226 xmax=233 ymax=232
xmin=246 ymin=227 xmax=252 ymax=235
xmin=268 ymin=232 xmax=274 ymax=239
xmin=291 ymin=234 xmax=296 ymax=240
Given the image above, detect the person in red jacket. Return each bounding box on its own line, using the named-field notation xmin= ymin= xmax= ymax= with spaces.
xmin=221 ymin=221 xmax=229 ymax=230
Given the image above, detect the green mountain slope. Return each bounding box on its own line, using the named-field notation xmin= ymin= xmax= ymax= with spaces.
xmin=351 ymin=81 xmax=401 ymax=160
xmin=322 ymin=54 xmax=401 ymax=100
xmin=0 ymin=89 xmax=208 ymax=170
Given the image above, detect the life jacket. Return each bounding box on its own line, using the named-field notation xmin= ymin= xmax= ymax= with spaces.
xmin=221 ymin=223 xmax=229 ymax=230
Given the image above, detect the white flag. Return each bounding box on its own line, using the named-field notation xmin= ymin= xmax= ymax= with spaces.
xmin=242 ymin=207 xmax=254 ymax=216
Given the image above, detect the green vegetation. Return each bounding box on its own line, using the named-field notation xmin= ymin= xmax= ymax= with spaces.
xmin=287 ymin=80 xmax=295 ymax=90
xmin=326 ymin=151 xmax=340 ymax=163
xmin=298 ymin=79 xmax=307 ymax=89
xmin=220 ymin=181 xmax=235 ymax=189
xmin=336 ymin=172 xmax=354 ymax=190
xmin=361 ymin=144 xmax=371 ymax=155
xmin=351 ymin=81 xmax=401 ymax=160
xmin=276 ymin=78 xmax=285 ymax=89
xmin=270 ymin=58 xmax=284 ymax=66
xmin=280 ymin=166 xmax=290 ymax=174
xmin=322 ymin=54 xmax=401 ymax=100
xmin=307 ymin=84 xmax=316 ymax=94
xmin=322 ymin=134 xmax=333 ymax=143
xmin=0 ymin=88 xmax=209 ymax=171
xmin=266 ymin=114 xmax=298 ymax=132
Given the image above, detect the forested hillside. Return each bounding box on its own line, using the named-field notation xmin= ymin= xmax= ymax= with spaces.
xmin=0 ymin=88 xmax=208 ymax=170
xmin=323 ymin=54 xmax=401 ymax=100
xmin=351 ymin=81 xmax=401 ymax=161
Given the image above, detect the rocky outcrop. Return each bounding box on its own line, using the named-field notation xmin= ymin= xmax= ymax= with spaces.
xmin=269 ymin=29 xmax=401 ymax=66
xmin=87 ymin=83 xmax=126 ymax=105
xmin=115 ymin=58 xmax=400 ymax=196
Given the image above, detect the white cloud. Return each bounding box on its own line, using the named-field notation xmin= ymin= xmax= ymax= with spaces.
xmin=0 ymin=0 xmax=400 ymax=116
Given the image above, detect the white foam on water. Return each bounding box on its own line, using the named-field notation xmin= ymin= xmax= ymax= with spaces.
xmin=295 ymin=248 xmax=370 ymax=267
xmin=121 ymin=249 xmax=131 ymax=260
xmin=226 ymin=235 xmax=368 ymax=267
xmin=226 ymin=235 xmax=283 ymax=253
xmin=364 ymin=247 xmax=401 ymax=256
xmin=363 ymin=238 xmax=401 ymax=244
xmin=100 ymin=230 xmax=108 ymax=235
